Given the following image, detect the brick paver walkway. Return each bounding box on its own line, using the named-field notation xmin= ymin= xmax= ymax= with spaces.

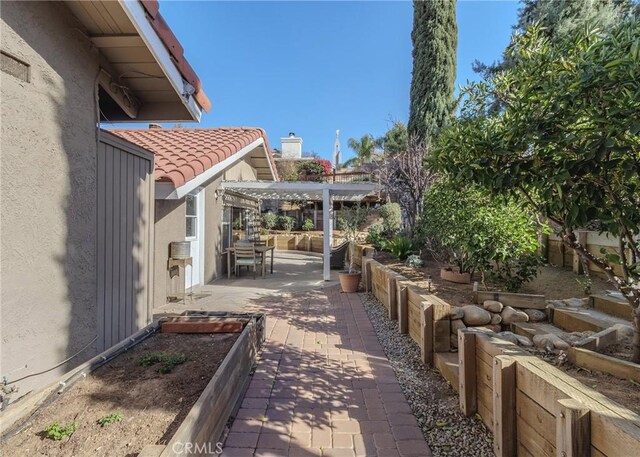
xmin=222 ymin=286 xmax=432 ymax=457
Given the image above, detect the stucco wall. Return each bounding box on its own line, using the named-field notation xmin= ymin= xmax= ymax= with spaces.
xmin=152 ymin=159 xmax=258 ymax=308
xmin=1 ymin=2 xmax=100 ymax=396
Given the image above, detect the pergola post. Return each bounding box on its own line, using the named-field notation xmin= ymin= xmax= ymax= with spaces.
xmin=322 ymin=187 xmax=332 ymax=281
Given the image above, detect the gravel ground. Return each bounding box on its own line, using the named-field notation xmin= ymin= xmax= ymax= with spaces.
xmin=361 ymin=292 xmax=495 ymax=457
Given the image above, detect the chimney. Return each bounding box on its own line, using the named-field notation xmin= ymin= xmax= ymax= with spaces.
xmin=281 ymin=132 xmax=302 ymax=159
xmin=148 ymin=123 xmax=162 ymax=129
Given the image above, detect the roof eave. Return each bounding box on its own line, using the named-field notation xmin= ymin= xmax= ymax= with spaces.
xmin=118 ymin=0 xmax=203 ymax=122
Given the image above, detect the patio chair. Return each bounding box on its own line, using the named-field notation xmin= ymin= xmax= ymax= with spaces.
xmin=234 ymin=244 xmax=264 ymax=279
xmin=330 ymin=241 xmax=351 ymax=270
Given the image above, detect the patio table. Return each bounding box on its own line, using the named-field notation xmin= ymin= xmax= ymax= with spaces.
xmin=225 ymin=245 xmax=275 ymax=279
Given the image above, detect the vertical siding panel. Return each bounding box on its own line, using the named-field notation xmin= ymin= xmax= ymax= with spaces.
xmin=118 ymin=149 xmax=127 ymax=341
xmin=125 ymin=153 xmax=134 ymax=336
xmin=146 ymin=159 xmax=155 ymax=324
xmin=96 ymin=141 xmax=106 ymax=352
xmin=104 ymin=145 xmax=114 ymax=349
xmin=111 ymin=146 xmax=121 ymax=346
xmin=137 ymin=157 xmax=147 ymax=330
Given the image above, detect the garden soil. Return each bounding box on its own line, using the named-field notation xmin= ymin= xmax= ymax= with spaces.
xmin=3 ymin=332 xmax=238 ymax=456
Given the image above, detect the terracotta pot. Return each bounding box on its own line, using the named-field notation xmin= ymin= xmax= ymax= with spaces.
xmin=339 ymin=272 xmax=362 ymax=293
xmin=440 ymin=267 xmax=471 ymax=284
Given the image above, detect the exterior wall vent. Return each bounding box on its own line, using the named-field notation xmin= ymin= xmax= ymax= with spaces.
xmin=1 ymin=51 xmax=30 ymax=83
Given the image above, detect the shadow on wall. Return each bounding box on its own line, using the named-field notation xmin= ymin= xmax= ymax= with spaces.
xmin=1 ymin=2 xmax=148 ymax=396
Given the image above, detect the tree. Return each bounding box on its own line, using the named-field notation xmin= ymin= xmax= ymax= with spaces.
xmin=298 ymin=160 xmax=327 ymax=181
xmin=380 ymin=121 xmax=408 ymax=156
xmin=379 ymin=134 xmax=434 ymax=233
xmin=344 ymin=135 xmax=377 ymax=168
xmin=408 ymin=0 xmax=457 ymax=140
xmin=435 ymin=20 xmax=640 ymax=361
xmin=473 ymin=0 xmax=638 ymax=78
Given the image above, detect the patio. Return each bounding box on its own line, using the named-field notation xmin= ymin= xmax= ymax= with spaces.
xmin=156 ymin=251 xmax=432 ymax=456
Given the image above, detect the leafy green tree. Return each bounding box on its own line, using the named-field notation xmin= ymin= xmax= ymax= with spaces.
xmin=474 ymin=0 xmax=638 ymax=78
xmin=344 ymin=135 xmax=377 ymax=168
xmin=422 ymin=182 xmax=543 ymax=291
xmin=408 ymin=0 xmax=457 ymax=140
xmin=435 ymin=20 xmax=640 ymax=361
xmin=380 ymin=121 xmax=408 ymax=156
xmin=379 ymin=203 xmax=402 ymax=236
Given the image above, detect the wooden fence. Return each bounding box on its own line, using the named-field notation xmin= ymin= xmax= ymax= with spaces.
xmin=361 ymin=252 xmax=640 ymax=457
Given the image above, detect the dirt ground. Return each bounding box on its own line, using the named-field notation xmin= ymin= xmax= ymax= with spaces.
xmin=375 ymin=253 xmax=614 ymax=306
xmin=3 ymin=332 xmax=238 ymax=457
xmin=375 ymin=253 xmax=640 ymax=414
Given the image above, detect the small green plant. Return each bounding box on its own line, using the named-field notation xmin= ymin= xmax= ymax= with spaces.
xmin=232 ymin=216 xmax=244 ymax=230
xmin=138 ymin=352 xmax=187 ymax=374
xmin=261 ymin=211 xmax=278 ymax=231
xmin=301 ymin=218 xmax=314 ymax=231
xmin=44 ymin=421 xmax=77 ymax=441
xmin=387 ymin=236 xmax=414 ymax=261
xmin=97 ymin=413 xmax=123 ymax=427
xmin=405 ymin=254 xmax=423 ymax=269
xmin=379 ymin=203 xmax=402 ymax=236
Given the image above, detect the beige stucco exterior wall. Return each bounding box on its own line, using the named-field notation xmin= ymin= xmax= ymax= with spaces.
xmin=152 ymin=159 xmax=258 ymax=308
xmin=1 ymin=2 xmax=100 ymax=395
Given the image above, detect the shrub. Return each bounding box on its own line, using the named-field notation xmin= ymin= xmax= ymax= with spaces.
xmin=365 ymin=223 xmax=387 ymax=250
xmin=278 ymin=215 xmax=296 ymax=232
xmin=387 ymin=236 xmax=414 ymax=261
xmin=262 ymin=211 xmax=277 ymax=231
xmin=379 ymin=203 xmax=402 ymax=236
xmin=301 ymin=218 xmax=314 ymax=231
xmin=45 ymin=421 xmax=77 ymax=441
xmin=421 ymin=182 xmax=542 ymax=291
xmin=405 ymin=254 xmax=423 ymax=269
xmin=297 ymin=160 xmax=326 ymax=181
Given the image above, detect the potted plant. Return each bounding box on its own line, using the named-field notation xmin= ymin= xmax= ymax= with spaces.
xmin=337 ymin=204 xmax=369 ymax=293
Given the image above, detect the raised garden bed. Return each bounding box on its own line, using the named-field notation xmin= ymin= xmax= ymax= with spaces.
xmin=1 ymin=314 xmax=264 ymax=457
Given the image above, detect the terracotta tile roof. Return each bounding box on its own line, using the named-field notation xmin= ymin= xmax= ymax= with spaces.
xmin=140 ymin=0 xmax=211 ymax=112
xmin=110 ymin=127 xmax=278 ymax=188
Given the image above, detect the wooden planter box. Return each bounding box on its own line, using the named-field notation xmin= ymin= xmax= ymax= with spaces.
xmin=440 ymin=267 xmax=471 ymax=284
xmin=1 ymin=313 xmax=265 ymax=457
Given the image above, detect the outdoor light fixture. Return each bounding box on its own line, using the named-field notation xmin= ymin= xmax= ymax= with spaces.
xmin=215 ymin=188 xmax=226 ymax=200
xmin=426 ymin=275 xmax=432 ymax=292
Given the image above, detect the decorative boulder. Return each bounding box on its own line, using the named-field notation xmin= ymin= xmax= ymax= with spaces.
xmin=490 ymin=313 xmax=502 ymax=325
xmin=483 ymin=300 xmax=503 ymax=313
xmin=501 ymin=306 xmax=529 ymax=325
xmin=450 ymin=307 xmax=465 ymax=320
xmin=495 ymin=331 xmax=519 ymax=345
xmin=524 ymin=309 xmax=546 ymax=322
xmin=451 ymin=319 xmax=466 ymax=335
xmin=533 ymin=334 xmax=570 ymax=351
xmin=563 ymin=298 xmax=587 ymax=308
xmin=612 ymin=323 xmax=634 ymax=339
xmin=461 ymin=305 xmax=492 ymax=326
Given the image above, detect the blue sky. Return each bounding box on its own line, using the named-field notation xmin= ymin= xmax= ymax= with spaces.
xmin=147 ymin=1 xmax=520 ymax=161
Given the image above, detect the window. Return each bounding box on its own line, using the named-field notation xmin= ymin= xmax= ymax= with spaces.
xmin=186 ymin=195 xmax=197 ymax=238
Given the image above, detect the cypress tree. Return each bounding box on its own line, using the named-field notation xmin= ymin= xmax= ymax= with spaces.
xmin=408 ymin=0 xmax=458 ymax=140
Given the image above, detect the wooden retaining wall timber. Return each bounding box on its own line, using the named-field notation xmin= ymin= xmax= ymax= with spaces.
xmin=369 ymin=261 xmax=401 ymax=320
xmin=456 ymin=331 xmax=640 ymax=457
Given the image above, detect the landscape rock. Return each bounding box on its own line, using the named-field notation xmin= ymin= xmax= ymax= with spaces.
xmin=563 ymin=298 xmax=587 ymax=308
xmin=450 ymin=307 xmax=465 ymax=320
xmin=483 ymin=300 xmax=503 ymax=313
xmin=495 ymin=331 xmax=519 ymax=345
xmin=490 ymin=313 xmax=502 ymax=325
xmin=612 ymin=323 xmax=634 ymax=339
xmin=476 ymin=324 xmax=501 ymax=333
xmin=451 ymin=319 xmax=466 ymax=335
xmin=533 ymin=333 xmax=570 ymax=351
xmin=524 ymin=308 xmax=546 ymax=322
xmin=546 ymin=300 xmax=566 ymax=309
xmin=461 ymin=305 xmax=492 ymax=326
xmin=501 ymin=306 xmax=529 ymax=325
xmin=564 ymin=331 xmax=593 ymax=344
